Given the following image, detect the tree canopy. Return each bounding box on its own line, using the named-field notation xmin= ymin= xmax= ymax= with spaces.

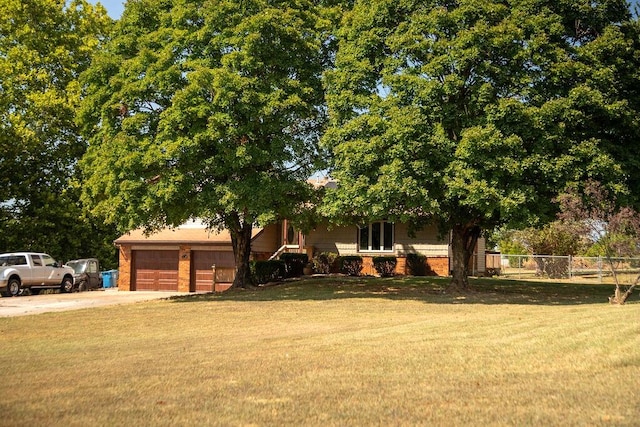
xmin=0 ymin=0 xmax=117 ymax=265
xmin=78 ymin=0 xmax=333 ymax=287
xmin=321 ymin=0 xmax=639 ymax=289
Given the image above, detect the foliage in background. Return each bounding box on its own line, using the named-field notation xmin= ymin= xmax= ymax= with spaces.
xmin=517 ymin=222 xmax=586 ymax=256
xmin=557 ymin=180 xmax=640 ymax=304
xmin=490 ymin=228 xmax=526 ymax=254
xmin=0 ymin=0 xmax=116 ymax=265
xmin=321 ymin=0 xmax=640 ymax=291
xmin=583 ymin=235 xmax=639 ymax=258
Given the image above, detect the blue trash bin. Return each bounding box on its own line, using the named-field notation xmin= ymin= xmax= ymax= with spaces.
xmin=101 ymin=271 xmax=113 ymax=288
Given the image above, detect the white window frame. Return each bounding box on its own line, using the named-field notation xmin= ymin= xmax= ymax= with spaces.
xmin=358 ymin=221 xmax=394 ymax=253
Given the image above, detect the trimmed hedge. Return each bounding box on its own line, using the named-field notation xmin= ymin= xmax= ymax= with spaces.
xmin=339 ymin=255 xmax=363 ymax=276
xmin=312 ymin=252 xmax=339 ymax=274
xmin=280 ymin=253 xmax=308 ymax=278
xmin=406 ymin=253 xmax=428 ymax=276
xmin=251 ymin=260 xmax=285 ymax=284
xmin=373 ymin=256 xmax=397 ymax=277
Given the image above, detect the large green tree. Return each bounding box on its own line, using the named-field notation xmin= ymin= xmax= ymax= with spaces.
xmin=78 ymin=0 xmax=332 ymax=287
xmin=322 ymin=0 xmax=638 ymax=290
xmin=573 ymin=17 xmax=640 ymax=204
xmin=0 ymin=0 xmax=116 ymax=265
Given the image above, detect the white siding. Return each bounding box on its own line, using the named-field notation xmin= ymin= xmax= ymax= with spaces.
xmin=306 ymin=224 xmax=358 ymax=255
xmin=476 ymin=237 xmax=486 ymax=273
xmin=393 ymin=223 xmax=449 ymax=256
xmin=306 ymin=222 xmax=448 ymax=257
xmin=252 ymin=224 xmax=280 ymax=253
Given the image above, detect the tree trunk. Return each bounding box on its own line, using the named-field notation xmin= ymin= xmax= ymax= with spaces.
xmin=447 ymin=222 xmax=481 ymax=292
xmin=609 ymin=281 xmax=637 ymax=305
xmin=606 ymin=256 xmax=637 ymax=305
xmin=228 ymin=214 xmax=254 ymax=289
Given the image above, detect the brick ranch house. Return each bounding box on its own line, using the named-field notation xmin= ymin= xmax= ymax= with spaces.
xmin=115 ymin=218 xmax=488 ymax=292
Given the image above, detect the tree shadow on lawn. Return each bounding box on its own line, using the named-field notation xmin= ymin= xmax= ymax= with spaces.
xmin=169 ymin=276 xmax=634 ymax=306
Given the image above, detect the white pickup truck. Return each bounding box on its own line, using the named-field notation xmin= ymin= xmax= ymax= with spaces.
xmin=0 ymin=252 xmax=75 ymax=296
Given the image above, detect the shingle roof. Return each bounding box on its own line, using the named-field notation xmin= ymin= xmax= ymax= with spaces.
xmin=115 ymin=225 xmax=263 ymax=245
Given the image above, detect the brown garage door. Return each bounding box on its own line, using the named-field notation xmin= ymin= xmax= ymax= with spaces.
xmin=191 ymin=251 xmax=235 ymax=292
xmin=134 ymin=250 xmax=179 ymax=291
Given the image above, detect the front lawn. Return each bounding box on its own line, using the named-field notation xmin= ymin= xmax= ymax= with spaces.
xmin=1 ymin=277 xmax=638 ymax=426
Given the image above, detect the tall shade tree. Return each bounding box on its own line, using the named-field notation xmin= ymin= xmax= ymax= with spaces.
xmin=0 ymin=0 xmax=115 ymax=263
xmin=78 ymin=0 xmax=331 ymax=288
xmin=322 ymin=0 xmax=638 ymax=290
xmin=574 ymin=17 xmax=640 ymax=205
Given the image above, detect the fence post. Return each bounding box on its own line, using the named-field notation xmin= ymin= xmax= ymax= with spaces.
xmin=597 ymin=256 xmax=602 ymax=283
xmin=568 ymin=255 xmax=572 ymax=280
xmin=518 ymin=255 xmax=522 ymax=280
xmin=211 ymin=264 xmax=217 ymax=292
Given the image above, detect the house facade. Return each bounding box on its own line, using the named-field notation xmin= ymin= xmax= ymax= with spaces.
xmin=115 ymin=221 xmax=280 ymax=292
xmin=114 ymin=218 xmax=487 ymax=292
xmin=303 ymin=221 xmax=484 ymax=277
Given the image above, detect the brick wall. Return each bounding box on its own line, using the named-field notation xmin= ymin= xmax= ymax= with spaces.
xmin=178 ymin=246 xmax=191 ymax=292
xmin=426 ymin=256 xmax=449 ymax=276
xmin=118 ymin=245 xmax=132 ymax=291
xmin=360 ymin=255 xmax=447 ymax=277
xmin=395 ymin=257 xmax=407 ymax=275
xmin=362 ymin=257 xmax=374 ymax=276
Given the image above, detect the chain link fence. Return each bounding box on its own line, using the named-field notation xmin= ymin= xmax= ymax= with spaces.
xmin=497 ymin=254 xmax=640 ymax=284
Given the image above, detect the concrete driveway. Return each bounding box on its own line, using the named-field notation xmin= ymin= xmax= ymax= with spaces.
xmin=0 ymin=288 xmax=187 ymax=317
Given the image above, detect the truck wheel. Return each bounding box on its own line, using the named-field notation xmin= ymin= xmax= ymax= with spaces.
xmin=8 ymin=278 xmax=21 ymax=297
xmin=61 ymin=277 xmax=74 ymax=293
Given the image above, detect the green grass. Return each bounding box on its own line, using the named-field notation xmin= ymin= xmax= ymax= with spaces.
xmin=1 ymin=277 xmax=639 ymax=426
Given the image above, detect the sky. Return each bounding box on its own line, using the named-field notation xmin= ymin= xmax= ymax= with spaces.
xmin=89 ymin=0 xmax=124 ymax=19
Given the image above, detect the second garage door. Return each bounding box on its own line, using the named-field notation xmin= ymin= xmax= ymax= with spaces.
xmin=192 ymin=250 xmax=235 ymax=292
xmin=134 ymin=250 xmax=179 ymax=291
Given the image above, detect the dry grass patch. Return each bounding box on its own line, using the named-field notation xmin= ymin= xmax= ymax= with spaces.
xmin=0 ymin=277 xmax=639 ymax=426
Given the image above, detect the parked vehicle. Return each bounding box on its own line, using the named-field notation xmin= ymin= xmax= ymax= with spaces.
xmin=0 ymin=252 xmax=75 ymax=296
xmin=65 ymin=258 xmax=103 ymax=291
